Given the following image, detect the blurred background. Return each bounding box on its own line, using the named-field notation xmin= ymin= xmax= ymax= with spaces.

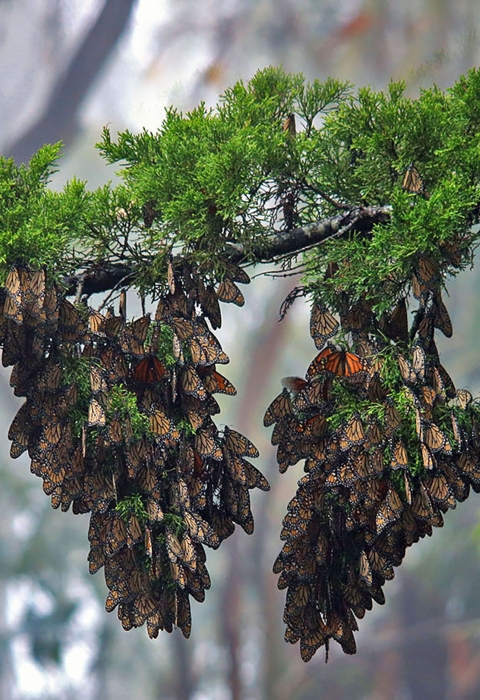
xmin=2 ymin=1 xmax=480 ymax=698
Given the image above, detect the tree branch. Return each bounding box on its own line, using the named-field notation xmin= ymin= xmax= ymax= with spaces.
xmin=227 ymin=204 xmax=392 ymax=262
xmin=63 ymin=205 xmax=393 ymax=297
xmin=7 ymin=0 xmax=137 ymax=165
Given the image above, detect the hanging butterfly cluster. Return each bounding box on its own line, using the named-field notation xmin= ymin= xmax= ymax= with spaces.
xmin=266 ymin=254 xmax=480 ymax=661
xmin=3 ymin=262 xmax=269 ymax=638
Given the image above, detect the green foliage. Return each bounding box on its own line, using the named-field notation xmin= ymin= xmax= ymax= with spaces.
xmin=2 ymin=67 xmax=480 ymax=313
xmin=115 ymin=493 xmax=149 ymax=524
xmin=107 ymin=384 xmax=150 ymax=438
xmin=304 ymin=72 xmax=480 ymax=311
xmin=0 ymin=144 xmax=89 ymax=281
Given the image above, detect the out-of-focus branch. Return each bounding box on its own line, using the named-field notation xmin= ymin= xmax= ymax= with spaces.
xmin=62 ymin=205 xmax=393 ymax=297
xmin=7 ymin=0 xmax=137 ymax=165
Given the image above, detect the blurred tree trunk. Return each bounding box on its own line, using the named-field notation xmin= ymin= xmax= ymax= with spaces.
xmin=221 ymin=533 xmax=243 ymax=700
xmin=170 ymin=631 xmax=196 ymax=700
xmin=399 ymin=572 xmax=448 ymax=700
xmin=7 ymin=0 xmax=137 ymax=165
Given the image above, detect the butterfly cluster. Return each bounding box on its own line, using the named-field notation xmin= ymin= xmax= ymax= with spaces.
xmin=3 ymin=261 xmax=269 ymax=638
xmin=266 ymin=255 xmax=480 ymax=662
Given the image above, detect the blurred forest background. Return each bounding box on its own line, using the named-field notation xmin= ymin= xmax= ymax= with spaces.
xmin=2 ymin=1 xmax=480 ymax=698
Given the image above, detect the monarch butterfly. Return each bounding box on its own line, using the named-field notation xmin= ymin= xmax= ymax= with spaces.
xmin=210 ymin=508 xmax=236 ymax=542
xmin=417 ymin=312 xmax=434 ymax=344
xmin=105 ymin=514 xmax=128 ymax=557
xmin=126 ymin=437 xmax=148 ymax=476
xmin=282 ymin=376 xmax=308 ymax=395
xmin=339 ymin=414 xmax=365 ymax=450
xmin=243 ymin=461 xmax=270 ymax=491
xmin=421 ymin=385 xmax=436 ymax=409
xmin=125 ymin=514 xmax=143 ymax=548
xmin=340 ymin=297 xmax=373 ymax=333
xmin=457 ymin=388 xmax=473 ymax=410
xmin=391 ymin=439 xmax=408 ymax=469
xmin=440 ymin=235 xmax=466 ymax=266
xmin=352 ymin=451 xmax=372 ymax=481
xmin=88 ymin=542 xmax=106 ymax=575
xmin=184 ymin=511 xmax=219 ymax=548
xmin=359 ymin=550 xmax=372 ymax=586
xmin=412 ymin=344 xmax=426 ymax=380
xmin=84 ymin=472 xmax=116 ymax=512
xmin=41 ymin=286 xmax=58 ymax=328
xmin=224 ymin=426 xmax=259 ymax=458
xmin=433 ymin=363 xmax=456 ymax=398
xmin=411 ymin=483 xmax=433 ymax=521
xmin=310 ymin=303 xmax=339 ymax=350
xmin=457 ymin=452 xmax=480 ymax=488
xmin=183 ymin=394 xmax=220 ymax=431
xmin=24 ymin=268 xmax=46 ymax=318
xmin=424 ymin=474 xmax=454 ymax=509
xmin=307 ymin=346 xmax=365 ymax=378
xmin=376 ymin=486 xmax=403 ymax=534
xmin=264 ymin=388 xmax=293 ymax=427
xmin=423 ymin=422 xmax=451 ymax=453
xmin=175 ymin=590 xmax=192 ymax=638
xmin=180 ymin=364 xmax=207 ymax=400
xmin=150 ymin=409 xmax=178 ymax=441
xmin=59 ymin=299 xmax=87 ymax=341
xmin=403 ymin=163 xmax=426 ymax=195
xmin=9 ymin=419 xmax=30 ymax=459
xmin=179 ymin=532 xmax=197 ymax=571
xmin=224 ymin=451 xmax=247 ymax=486
xmin=194 ymin=428 xmax=222 ymax=459
xmin=366 ymin=376 xmax=386 ymax=402
xmin=303 ymin=414 xmax=328 ymax=439
xmin=199 ymin=284 xmax=222 ymax=329
xmin=216 ymin=278 xmax=245 ymax=306
xmin=90 ymin=364 xmax=108 ymax=394
xmin=88 ymin=398 xmax=106 ymax=427
xmin=282 ymin=113 xmax=296 ymax=136
xmin=37 ymin=361 xmax=63 ymax=392
xmin=146 ymin=497 xmax=164 ymax=523
xmin=381 ymin=298 xmax=409 ymax=342
xmin=4 ymin=267 xmax=23 ymax=323
xmin=133 ymin=356 xmax=169 ymax=383
xmin=384 ymin=401 xmax=401 ymax=433
xmin=222 ymin=262 xmax=250 ymax=285
xmin=104 ymin=314 xmax=124 ymax=338
xmin=431 ymin=291 xmax=452 ymax=337
xmin=415 ymin=255 xmax=438 ymax=289
xmin=171 ymin=317 xmax=194 ymax=341
xmin=88 ymin=309 xmax=106 ymax=336
xmin=238 ymin=491 xmax=254 ymax=534
xmin=166 ymin=529 xmax=183 ymax=563
xmin=119 ymin=315 xmax=150 ymax=357
xmin=343 ymin=582 xmax=370 ymax=618
xmin=365 ymin=419 xmax=382 ymax=448
xmin=440 ymin=460 xmax=467 ymax=499
xmin=271 ymin=413 xmax=301 ymax=447
xmin=190 ymin=334 xmax=229 ymax=366
xmin=398 ymin=355 xmax=416 ymax=384
xmin=286 ymin=582 xmax=311 ymax=612
xmin=367 ymin=546 xmax=392 ymax=580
